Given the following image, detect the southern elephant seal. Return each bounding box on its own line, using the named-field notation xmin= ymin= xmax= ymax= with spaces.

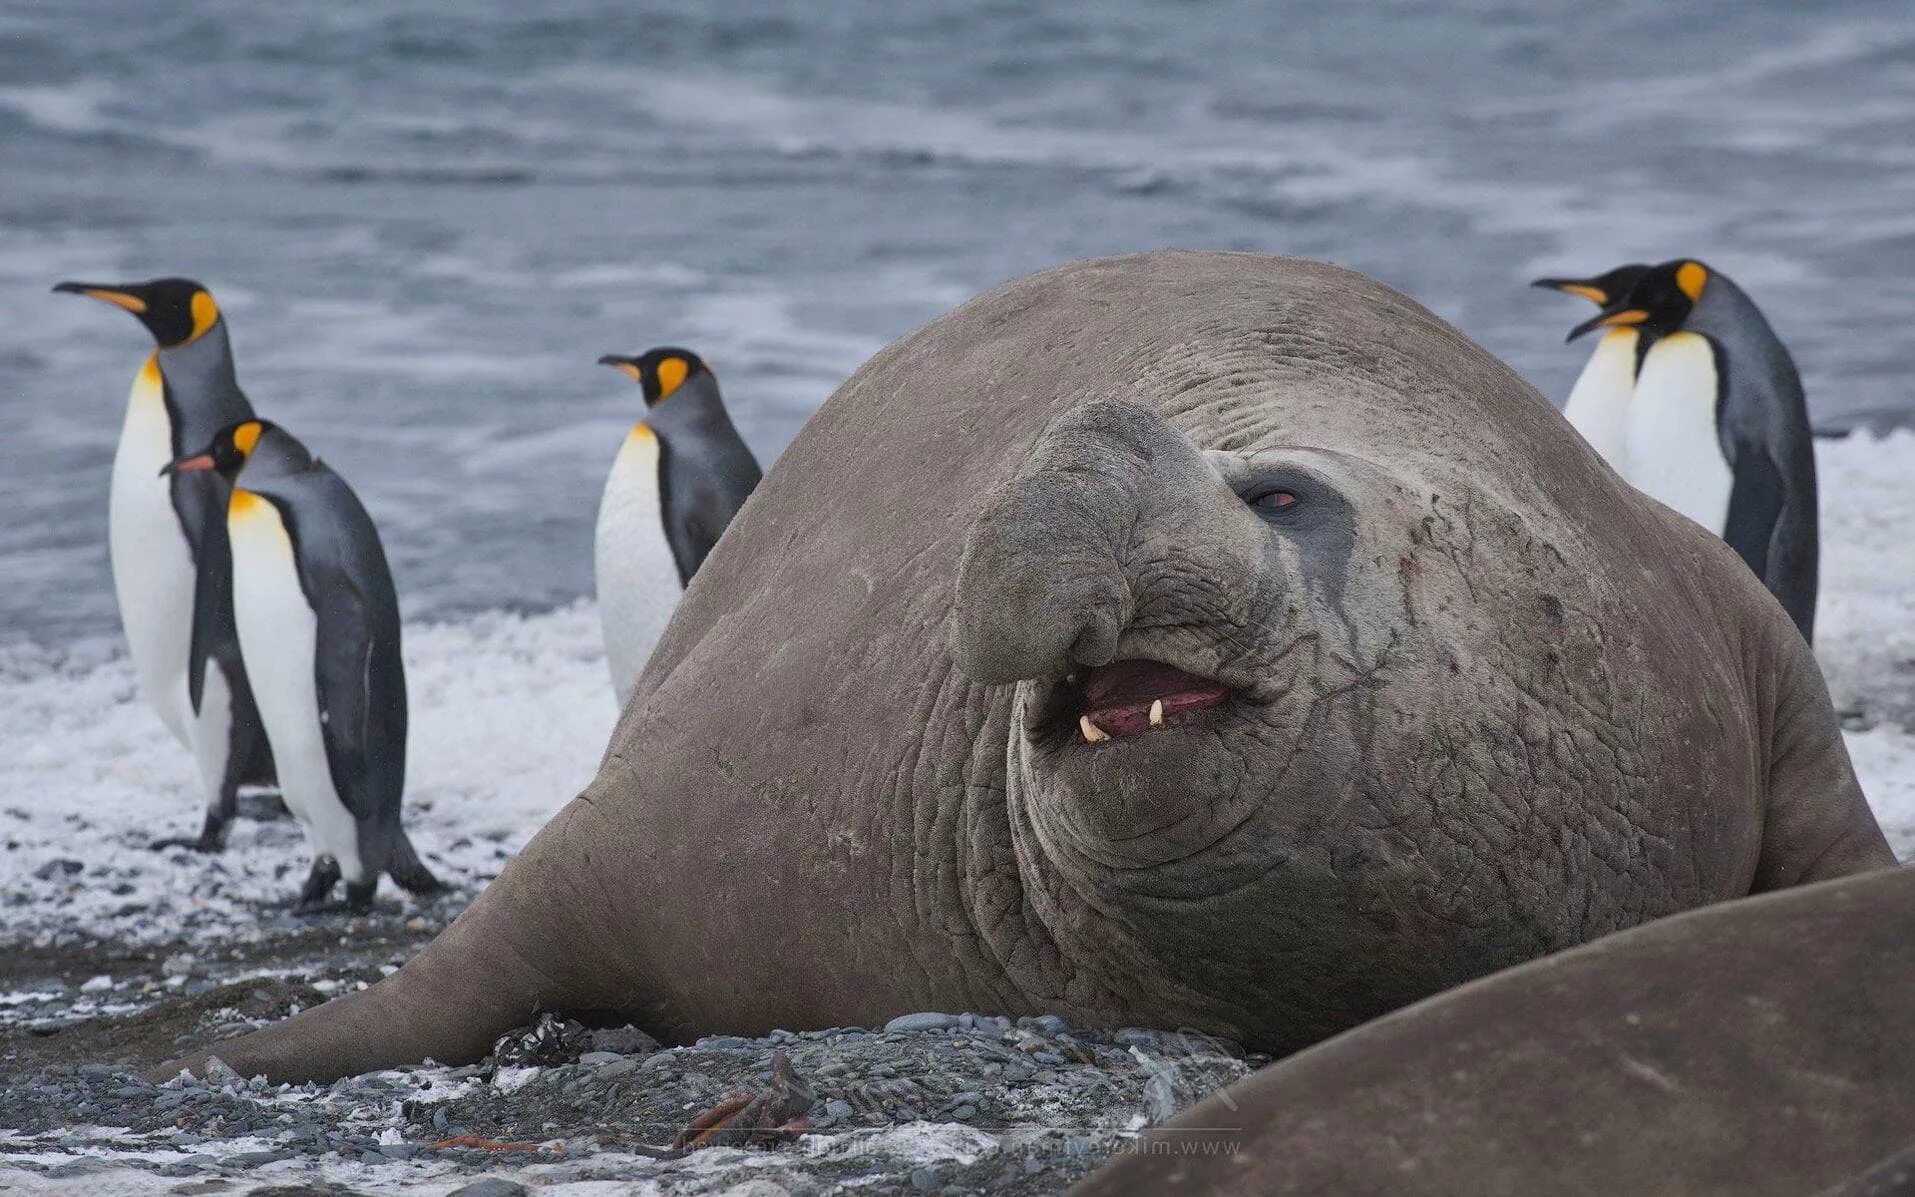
xmin=1072 ymin=863 xmax=1915 ymax=1197
xmin=157 ymin=252 xmax=1890 ymax=1083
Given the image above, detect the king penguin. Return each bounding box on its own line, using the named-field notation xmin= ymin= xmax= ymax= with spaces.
xmin=593 ymin=348 xmax=762 ymax=706
xmin=53 ymin=278 xmax=275 ymax=850
xmin=164 ymin=419 xmax=441 ymax=911
xmin=1532 ymin=263 xmax=1650 ymax=466
xmin=1566 ymin=259 xmax=1820 ymax=642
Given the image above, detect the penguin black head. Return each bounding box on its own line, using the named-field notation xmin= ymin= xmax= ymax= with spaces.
xmin=1564 ymin=259 xmax=1711 ymax=342
xmin=598 ymin=347 xmax=712 ymax=408
xmin=161 ymin=419 xmax=274 ymax=483
xmin=1531 ymin=263 xmax=1652 ymax=314
xmin=53 ymin=276 xmax=224 ymax=349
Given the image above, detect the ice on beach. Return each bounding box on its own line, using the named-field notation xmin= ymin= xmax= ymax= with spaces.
xmin=0 ymin=435 xmax=1911 ymax=955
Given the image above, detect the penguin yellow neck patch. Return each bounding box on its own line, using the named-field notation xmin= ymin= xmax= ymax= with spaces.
xmin=229 ymin=489 xmax=265 ymax=518
xmin=1675 ymin=262 xmax=1708 ymax=302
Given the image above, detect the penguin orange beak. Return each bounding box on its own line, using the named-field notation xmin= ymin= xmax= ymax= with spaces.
xmin=1531 ymin=278 xmax=1609 ymax=305
xmin=160 ymin=454 xmax=216 ymax=477
xmin=598 ymin=355 xmax=644 ymax=383
xmin=1567 ymin=307 xmax=1649 ymax=343
xmin=53 ymin=281 xmax=148 ymax=314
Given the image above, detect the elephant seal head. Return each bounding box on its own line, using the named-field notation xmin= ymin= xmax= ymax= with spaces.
xmin=955 ymin=397 xmax=1421 ymax=864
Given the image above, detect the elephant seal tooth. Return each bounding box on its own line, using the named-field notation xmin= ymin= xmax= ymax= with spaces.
xmin=1079 ymin=715 xmax=1110 ymax=743
xmin=1148 ymin=699 xmax=1165 ymax=727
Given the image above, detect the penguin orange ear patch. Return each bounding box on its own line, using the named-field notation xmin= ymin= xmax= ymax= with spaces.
xmin=656 ymin=356 xmax=690 ymax=401
xmin=188 ymin=291 xmax=220 ymax=342
xmin=232 ymin=421 xmax=264 ymax=457
xmin=1675 ymin=262 xmax=1708 ymax=302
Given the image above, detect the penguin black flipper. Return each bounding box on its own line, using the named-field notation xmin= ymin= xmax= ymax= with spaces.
xmin=285 ymin=474 xmax=406 ymax=826
xmin=654 ymin=419 xmax=765 ymax=587
xmin=151 ymin=462 xmax=277 ymax=853
xmin=1722 ymin=438 xmax=1785 ymax=585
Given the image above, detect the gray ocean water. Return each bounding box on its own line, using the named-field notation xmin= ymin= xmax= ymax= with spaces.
xmin=4 ymin=1 xmax=1913 ymax=646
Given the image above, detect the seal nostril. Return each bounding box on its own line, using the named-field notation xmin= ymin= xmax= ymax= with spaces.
xmin=1068 ymin=608 xmax=1123 ymax=670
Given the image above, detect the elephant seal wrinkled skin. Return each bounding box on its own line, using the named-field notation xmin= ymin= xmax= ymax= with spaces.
xmin=157 ymin=252 xmax=1890 ymax=1084
xmin=1072 ymin=864 xmax=1915 ymax=1197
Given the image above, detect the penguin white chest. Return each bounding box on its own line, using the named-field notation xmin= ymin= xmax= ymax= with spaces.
xmin=227 ymin=491 xmax=365 ymax=881
xmin=594 ymin=424 xmax=683 ymax=707
xmin=108 ymin=354 xmax=196 ymax=747
xmin=1623 ymin=331 xmax=1734 ymax=535
xmin=1561 ymin=328 xmax=1638 ymax=470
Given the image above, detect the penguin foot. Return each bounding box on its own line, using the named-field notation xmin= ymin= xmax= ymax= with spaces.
xmin=292 ymin=857 xmax=342 ymax=913
xmin=234 ymin=788 xmax=290 ymax=822
xmin=344 ymin=879 xmax=377 ymax=915
xmin=148 ymin=810 xmax=231 ymax=854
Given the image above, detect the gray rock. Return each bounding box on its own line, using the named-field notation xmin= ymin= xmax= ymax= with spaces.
xmin=884 ymin=1012 xmax=962 ymax=1034
xmin=447 ymin=1180 xmax=529 ymax=1197
xmin=586 ymin=1025 xmax=660 ymax=1056
xmin=577 ymin=1051 xmax=624 ymax=1067
xmin=227 ymin=1149 xmax=291 ymax=1166
xmin=43 ymin=1158 xmax=115 ymax=1178
xmin=202 ymin=1055 xmax=244 ymax=1088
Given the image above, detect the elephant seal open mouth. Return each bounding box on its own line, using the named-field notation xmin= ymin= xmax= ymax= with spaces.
xmin=151 ymin=251 xmax=1890 ymax=1086
xmin=1074 ymin=659 xmax=1235 ymax=739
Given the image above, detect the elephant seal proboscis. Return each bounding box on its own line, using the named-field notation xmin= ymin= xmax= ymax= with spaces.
xmin=1073 ymin=863 xmax=1915 ymax=1197
xmin=156 ymin=252 xmax=1890 ymax=1084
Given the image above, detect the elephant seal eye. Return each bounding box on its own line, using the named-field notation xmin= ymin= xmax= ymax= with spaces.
xmin=1254 ymin=489 xmax=1299 ymax=510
